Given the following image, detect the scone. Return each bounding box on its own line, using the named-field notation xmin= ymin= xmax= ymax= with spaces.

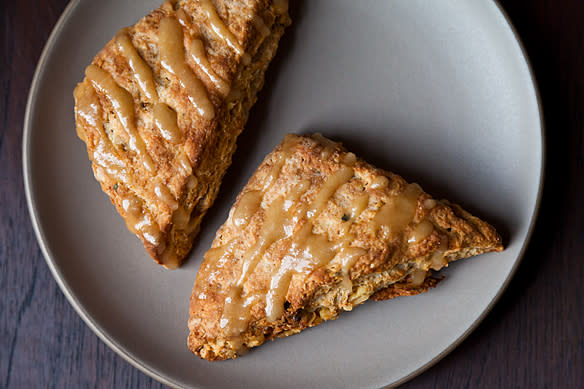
xmin=188 ymin=133 xmax=503 ymax=360
xmin=73 ymin=0 xmax=291 ymax=268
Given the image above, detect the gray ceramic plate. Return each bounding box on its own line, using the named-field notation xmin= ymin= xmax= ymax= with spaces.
xmin=23 ymin=0 xmax=543 ymax=387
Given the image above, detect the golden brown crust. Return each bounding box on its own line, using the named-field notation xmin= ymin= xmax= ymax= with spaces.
xmin=370 ymin=276 xmax=442 ymax=301
xmin=74 ymin=0 xmax=291 ymax=268
xmin=188 ymin=134 xmax=503 ymax=360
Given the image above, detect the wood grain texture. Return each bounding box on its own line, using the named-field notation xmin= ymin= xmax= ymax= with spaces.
xmin=1 ymin=0 xmax=582 ymax=388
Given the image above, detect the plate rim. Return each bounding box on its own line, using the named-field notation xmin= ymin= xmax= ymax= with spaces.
xmin=22 ymin=0 xmax=545 ymax=388
xmin=390 ymin=1 xmax=547 ymax=386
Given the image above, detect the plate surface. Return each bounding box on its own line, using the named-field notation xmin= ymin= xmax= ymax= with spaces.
xmin=23 ymin=0 xmax=543 ymax=387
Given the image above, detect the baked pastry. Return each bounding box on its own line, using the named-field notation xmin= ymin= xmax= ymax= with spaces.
xmin=188 ymin=133 xmax=503 ymax=360
xmin=73 ymin=0 xmax=291 ymax=268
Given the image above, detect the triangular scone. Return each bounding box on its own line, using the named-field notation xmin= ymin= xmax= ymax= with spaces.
xmin=73 ymin=0 xmax=291 ymax=268
xmin=188 ymin=133 xmax=503 ymax=360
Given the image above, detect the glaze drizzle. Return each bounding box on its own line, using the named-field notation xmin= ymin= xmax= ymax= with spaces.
xmin=78 ymin=1 xmax=244 ymax=266
xmin=211 ymin=135 xmax=429 ymax=350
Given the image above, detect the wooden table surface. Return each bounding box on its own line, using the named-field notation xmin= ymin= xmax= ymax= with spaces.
xmin=2 ymin=0 xmax=583 ymax=387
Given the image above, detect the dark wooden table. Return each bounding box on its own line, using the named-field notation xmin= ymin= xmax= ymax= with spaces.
xmin=2 ymin=0 xmax=583 ymax=387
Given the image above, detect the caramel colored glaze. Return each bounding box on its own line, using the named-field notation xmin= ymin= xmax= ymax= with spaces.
xmin=75 ymin=80 xmax=163 ymax=249
xmin=202 ymin=240 xmax=236 ymax=278
xmin=153 ymin=102 xmax=182 ymax=143
xmin=349 ymin=193 xmax=369 ymax=221
xmin=202 ymin=246 xmax=228 ymax=278
xmin=85 ymin=64 xmax=155 ymax=172
xmin=103 ymin=35 xmax=183 ymax=263
xmin=171 ymin=175 xmax=198 ymax=229
xmin=237 ymin=196 xmax=288 ymax=287
xmin=74 ymin=82 xmax=127 ymax=183
xmin=262 ymin=153 xmax=286 ymax=190
xmin=114 ymin=26 xmax=195 ymax=240
xmin=338 ymin=246 xmax=367 ymax=292
xmin=116 ymin=25 xmax=189 ymax=184
xmin=266 ymin=222 xmax=337 ymax=321
xmin=116 ymin=25 xmax=193 ymax=222
xmin=74 ymin=82 xmax=101 ymax=131
xmin=373 ymin=183 xmax=422 ymax=237
xmin=220 ymin=196 xmax=288 ymax=339
xmin=263 ymin=177 xmax=333 ymax=321
xmin=159 ymin=16 xmax=215 ymax=120
xmin=371 ymin=175 xmax=389 ymax=190
xmin=190 ymin=39 xmax=230 ymax=96
xmin=219 ymin=138 xmax=303 ymax=339
xmin=431 ymin=236 xmax=449 ymax=270
xmin=266 ymin=189 xmax=370 ymax=321
xmin=342 ymin=152 xmax=357 ymax=166
xmin=306 ymin=165 xmax=354 ymax=219
xmin=116 ymin=31 xmax=158 ymax=101
xmin=121 ymin=194 xmax=161 ymax=246
xmin=175 ymin=7 xmax=192 ymax=28
xmin=408 ymin=220 xmax=434 ymax=244
xmin=233 ymin=190 xmax=263 ymax=228
xmin=261 ymin=134 xmax=300 ymax=191
xmin=176 ymin=150 xmax=193 ymax=176
xmin=154 ymin=182 xmax=179 ymax=210
xmin=199 ymin=0 xmax=244 ymax=56
xmin=424 ymin=198 xmax=437 ymax=209
xmin=116 ymin=29 xmax=187 ymax=175
xmin=409 ymin=269 xmax=427 ymax=286
xmin=220 ymin=287 xmax=248 ymax=346
xmin=172 ymin=203 xmax=191 ymax=228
